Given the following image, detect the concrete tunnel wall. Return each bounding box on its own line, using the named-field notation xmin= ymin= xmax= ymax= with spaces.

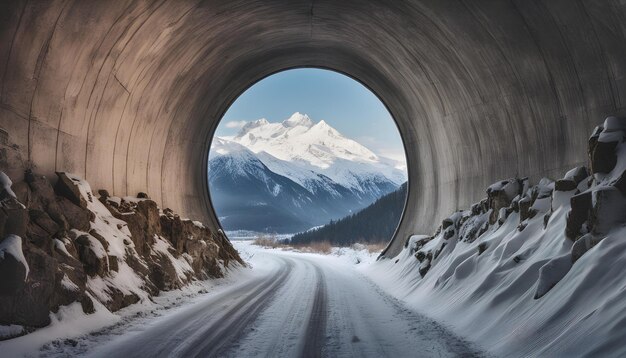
xmin=1 ymin=0 xmax=626 ymax=257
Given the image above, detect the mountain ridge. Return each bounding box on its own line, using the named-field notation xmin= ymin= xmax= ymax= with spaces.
xmin=209 ymin=113 xmax=406 ymax=233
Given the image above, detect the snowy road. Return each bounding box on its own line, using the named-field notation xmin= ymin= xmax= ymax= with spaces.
xmin=80 ymin=244 xmax=481 ymax=358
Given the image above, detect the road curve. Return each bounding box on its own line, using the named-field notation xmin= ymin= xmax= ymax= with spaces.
xmin=87 ymin=256 xmax=294 ymax=358
xmin=80 ymin=245 xmax=482 ymax=358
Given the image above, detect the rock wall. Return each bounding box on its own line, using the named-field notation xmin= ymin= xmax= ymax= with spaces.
xmin=0 ymin=171 xmax=243 ymax=337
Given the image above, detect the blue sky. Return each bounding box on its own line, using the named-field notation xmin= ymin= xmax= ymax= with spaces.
xmin=216 ymin=68 xmax=406 ymax=162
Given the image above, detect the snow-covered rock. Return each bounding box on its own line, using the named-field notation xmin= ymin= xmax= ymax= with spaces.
xmin=0 ymin=171 xmax=244 ymax=337
xmin=364 ymin=117 xmax=626 ymax=357
xmin=0 ymin=235 xmax=28 ymax=289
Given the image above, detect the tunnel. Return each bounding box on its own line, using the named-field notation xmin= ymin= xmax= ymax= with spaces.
xmin=1 ymin=0 xmax=625 ymax=258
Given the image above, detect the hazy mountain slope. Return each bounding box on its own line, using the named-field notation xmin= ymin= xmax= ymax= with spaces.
xmin=208 ymin=143 xmax=316 ymax=233
xmin=208 ymin=114 xmax=406 ymax=233
xmin=290 ymin=183 xmax=407 ymax=245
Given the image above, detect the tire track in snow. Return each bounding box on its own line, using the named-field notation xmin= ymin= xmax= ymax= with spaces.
xmin=181 ymin=257 xmax=294 ymax=357
xmin=301 ymin=263 xmax=328 ymax=358
xmin=85 ymin=255 xmax=294 ymax=358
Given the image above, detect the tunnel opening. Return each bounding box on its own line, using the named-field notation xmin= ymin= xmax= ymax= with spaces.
xmin=206 ymin=68 xmax=409 ymax=249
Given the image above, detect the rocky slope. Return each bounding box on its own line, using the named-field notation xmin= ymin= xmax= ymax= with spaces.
xmin=0 ymin=171 xmax=243 ymax=339
xmin=368 ymin=116 xmax=626 ymax=356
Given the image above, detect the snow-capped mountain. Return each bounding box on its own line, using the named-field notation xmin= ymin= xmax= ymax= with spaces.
xmin=231 ymin=112 xmax=406 ymax=189
xmin=208 ymin=113 xmax=406 ymax=233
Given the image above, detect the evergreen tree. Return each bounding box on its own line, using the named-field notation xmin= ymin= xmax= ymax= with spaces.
xmin=290 ymin=182 xmax=407 ymax=246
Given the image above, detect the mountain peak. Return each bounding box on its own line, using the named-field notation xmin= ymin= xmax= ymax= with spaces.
xmin=237 ymin=118 xmax=269 ymax=137
xmin=283 ymin=112 xmax=313 ymax=128
xmin=313 ymin=119 xmax=332 ymax=130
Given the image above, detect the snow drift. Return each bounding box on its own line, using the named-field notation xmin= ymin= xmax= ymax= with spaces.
xmin=366 ymin=117 xmax=626 ymax=357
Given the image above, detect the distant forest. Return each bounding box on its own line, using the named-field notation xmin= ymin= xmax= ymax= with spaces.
xmin=289 ymin=182 xmax=407 ymax=246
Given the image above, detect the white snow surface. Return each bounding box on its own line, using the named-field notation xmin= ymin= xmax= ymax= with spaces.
xmin=9 ymin=242 xmax=481 ymax=357
xmin=211 ymin=112 xmax=407 ymax=191
xmin=0 ymin=271 xmax=250 ymax=358
xmin=363 ymin=226 xmax=626 ymax=357
xmin=360 ymin=125 xmax=626 ymax=357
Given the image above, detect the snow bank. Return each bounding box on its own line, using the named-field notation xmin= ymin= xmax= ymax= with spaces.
xmin=1 ymin=298 xmax=119 ymax=357
xmin=331 ymin=243 xmax=380 ymax=265
xmin=363 ymin=118 xmax=626 ymax=357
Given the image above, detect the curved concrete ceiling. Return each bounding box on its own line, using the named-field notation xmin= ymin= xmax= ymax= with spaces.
xmin=1 ymin=0 xmax=625 ymax=257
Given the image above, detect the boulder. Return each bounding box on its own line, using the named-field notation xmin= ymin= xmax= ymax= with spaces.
xmin=590 ymin=186 xmax=626 ymax=236
xmin=57 ymin=197 xmax=93 ymax=232
xmin=415 ymin=251 xmax=426 ymax=262
xmin=0 ymin=244 xmax=27 ymax=295
xmin=518 ymin=195 xmax=535 ymax=222
xmin=406 ymin=235 xmax=431 ymax=254
xmin=148 ymin=252 xmax=183 ymax=291
xmin=563 ymin=166 xmax=589 ymax=185
xmin=107 ymin=198 xmax=160 ymax=257
xmin=478 ymin=242 xmax=488 ymax=255
xmin=24 ymin=173 xmax=54 ymax=208
xmin=136 ymin=200 xmax=161 ymax=238
xmin=108 ymin=255 xmax=119 ymax=272
xmin=0 ymin=245 xmax=56 ymax=327
xmin=591 ymin=141 xmax=618 ymax=174
xmin=443 ymin=227 xmax=455 ymax=240
xmin=587 ymin=125 xmax=602 ymax=167
xmin=590 ymin=117 xmax=626 ymax=175
xmin=554 ymin=179 xmax=577 ymax=192
xmin=571 ymin=234 xmax=603 ymax=263
xmin=565 ymin=191 xmax=592 ymax=240
xmin=1 ymin=203 xmax=27 ymax=238
xmin=418 ymin=252 xmax=432 ymax=277
xmin=28 ymin=209 xmax=60 ymax=236
xmin=75 ymin=234 xmax=108 ymax=277
xmin=97 ymin=189 xmax=110 ymax=199
xmin=103 ymin=286 xmax=140 ymax=312
xmin=26 ymin=211 xmax=57 ymax=249
xmin=25 ymin=173 xmax=70 ymax=233
xmin=486 ymin=179 xmax=521 ymax=224
xmin=54 ymin=172 xmax=88 ymax=208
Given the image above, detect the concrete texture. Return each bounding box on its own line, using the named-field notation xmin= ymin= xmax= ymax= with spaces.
xmin=1 ymin=0 xmax=625 ymax=257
